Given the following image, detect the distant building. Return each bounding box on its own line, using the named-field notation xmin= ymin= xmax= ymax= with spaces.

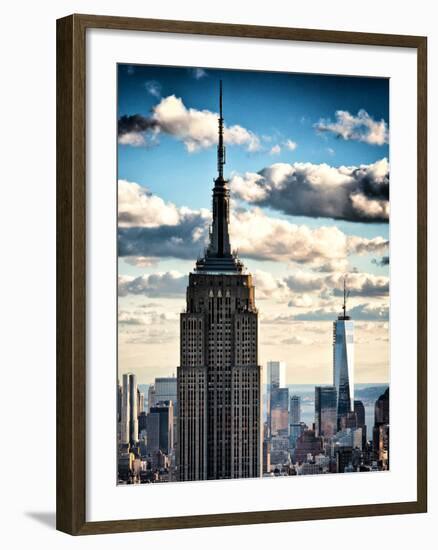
xmin=146 ymin=412 xmax=160 ymax=455
xmin=120 ymin=373 xmax=139 ymax=445
xmin=150 ymin=400 xmax=174 ymax=454
xmin=333 ymin=279 xmax=355 ymax=428
xmin=334 ymin=446 xmax=354 ymax=473
xmin=354 ymin=400 xmax=367 ymax=447
xmin=297 ymin=462 xmax=324 ymax=475
xmin=267 ymin=361 xmax=286 ymax=438
xmin=290 ymin=421 xmax=306 ymax=450
xmin=154 ymin=377 xmax=177 ymax=406
xmin=373 ymin=388 xmax=389 ymax=467
xmin=147 ymin=384 xmax=156 ymax=412
xmin=340 ymin=410 xmax=358 ymax=430
xmin=374 ymin=424 xmax=389 ymax=469
xmin=315 ymin=386 xmax=337 ymax=439
xmin=374 ymin=387 xmax=389 ymax=425
xmin=117 ymin=380 xmax=122 ymax=423
xmin=267 ymin=361 xmax=286 ymax=389
xmin=138 ymin=411 xmax=147 ymax=436
xmin=294 ymin=430 xmax=323 ymax=463
xmin=289 ymin=395 xmax=301 ymax=424
xmin=270 ymin=387 xmax=289 ymax=437
xmin=137 ymin=389 xmax=145 ymax=415
xmin=330 ymin=427 xmax=363 ymax=452
xmin=263 ymin=439 xmax=271 ymax=474
xmin=270 ymin=435 xmax=290 ymax=466
xmin=118 ymin=450 xmax=135 ymax=482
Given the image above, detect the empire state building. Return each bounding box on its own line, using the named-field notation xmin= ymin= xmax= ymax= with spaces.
xmin=177 ymin=82 xmax=262 ymax=481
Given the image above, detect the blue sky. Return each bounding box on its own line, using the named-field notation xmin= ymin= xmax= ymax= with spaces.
xmin=118 ymin=65 xmax=389 ymax=228
xmin=117 ymin=64 xmax=390 ymax=384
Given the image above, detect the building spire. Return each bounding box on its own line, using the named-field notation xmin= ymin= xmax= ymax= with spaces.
xmin=217 ymin=80 xmax=226 ymax=181
xmin=341 ymin=275 xmax=350 ymax=319
xmin=194 ymin=81 xmax=243 ymax=273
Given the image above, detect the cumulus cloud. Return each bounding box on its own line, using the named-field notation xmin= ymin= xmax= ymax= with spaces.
xmin=315 ymin=109 xmax=389 ymax=145
xmin=118 ymin=272 xmax=187 ymax=298
xmin=230 ymin=158 xmax=389 ymax=223
xmin=255 ymin=269 xmax=389 ymax=302
xmin=253 ymin=269 xmax=389 ymax=321
xmin=117 ymin=115 xmax=160 ymax=147
xmin=118 ymin=180 xmax=388 ymax=267
xmin=270 ymin=144 xmax=281 ymax=155
xmin=118 ymin=95 xmax=260 ymax=152
xmin=118 ymin=180 xmax=210 ymax=260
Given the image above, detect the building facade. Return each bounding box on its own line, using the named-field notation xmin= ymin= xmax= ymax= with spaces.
xmin=333 ymin=281 xmax=355 ymax=427
xmin=177 ymin=82 xmax=262 ymax=481
xmin=120 ymin=373 xmax=139 ymax=446
xmin=150 ymin=400 xmax=174 ymax=455
xmin=315 ymin=385 xmax=337 ymax=439
xmin=154 ymin=377 xmax=177 ymax=405
xmin=270 ymin=387 xmax=289 ymax=437
xmin=289 ymin=395 xmax=301 ymax=425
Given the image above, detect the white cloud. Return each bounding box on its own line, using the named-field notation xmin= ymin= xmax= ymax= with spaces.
xmin=118 ymin=95 xmax=261 ymax=153
xmin=231 ymin=208 xmax=351 ymax=269
xmin=230 ymin=158 xmax=389 ymax=223
xmin=315 ymin=109 xmax=389 ymax=145
xmin=254 ymin=269 xmax=389 ymax=301
xmin=118 ymin=271 xmax=187 ymax=298
xmin=118 ymin=179 xmax=210 ymax=228
xmin=118 ymin=180 xmax=388 ymax=268
xmin=118 ymin=132 xmax=146 ymax=147
xmin=284 ymin=139 xmax=297 ymax=151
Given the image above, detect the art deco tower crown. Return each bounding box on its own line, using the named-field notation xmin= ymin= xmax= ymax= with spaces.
xmin=195 ymin=81 xmax=243 ymax=273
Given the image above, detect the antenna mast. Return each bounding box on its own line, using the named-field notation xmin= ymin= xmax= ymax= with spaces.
xmin=342 ymin=275 xmax=349 ymax=318
xmin=217 ymin=80 xmax=226 ymax=180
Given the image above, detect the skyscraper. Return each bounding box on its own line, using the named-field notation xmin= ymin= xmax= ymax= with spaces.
xmin=374 ymin=387 xmax=389 ymax=425
xmin=333 ymin=279 xmax=354 ymax=427
xmin=270 ymin=387 xmax=289 ymax=436
xmin=177 ymin=82 xmax=262 ymax=482
xmin=354 ymin=399 xmax=367 ymax=447
xmin=150 ymin=400 xmax=174 ymax=455
xmin=120 ymin=372 xmax=139 ymax=446
xmin=290 ymin=395 xmax=301 ymax=425
xmin=266 ymin=361 xmax=286 ymax=439
xmin=267 ymin=361 xmax=286 ymax=390
xmin=373 ymin=387 xmax=389 ymax=467
xmin=129 ymin=373 xmax=138 ymax=445
xmin=315 ymin=386 xmax=337 ymax=439
xmin=154 ymin=377 xmax=177 ymax=405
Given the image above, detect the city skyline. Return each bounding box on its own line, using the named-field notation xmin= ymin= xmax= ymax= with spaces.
xmin=118 ymin=65 xmax=389 ymax=387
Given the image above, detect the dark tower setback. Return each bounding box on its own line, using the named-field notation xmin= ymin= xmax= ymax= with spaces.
xmin=177 ymin=82 xmax=262 ymax=481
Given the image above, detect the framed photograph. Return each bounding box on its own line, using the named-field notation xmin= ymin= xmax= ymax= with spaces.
xmin=56 ymin=14 xmax=427 ymax=535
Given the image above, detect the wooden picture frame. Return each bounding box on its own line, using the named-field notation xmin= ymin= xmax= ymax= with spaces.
xmin=56 ymin=13 xmax=427 ymax=535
